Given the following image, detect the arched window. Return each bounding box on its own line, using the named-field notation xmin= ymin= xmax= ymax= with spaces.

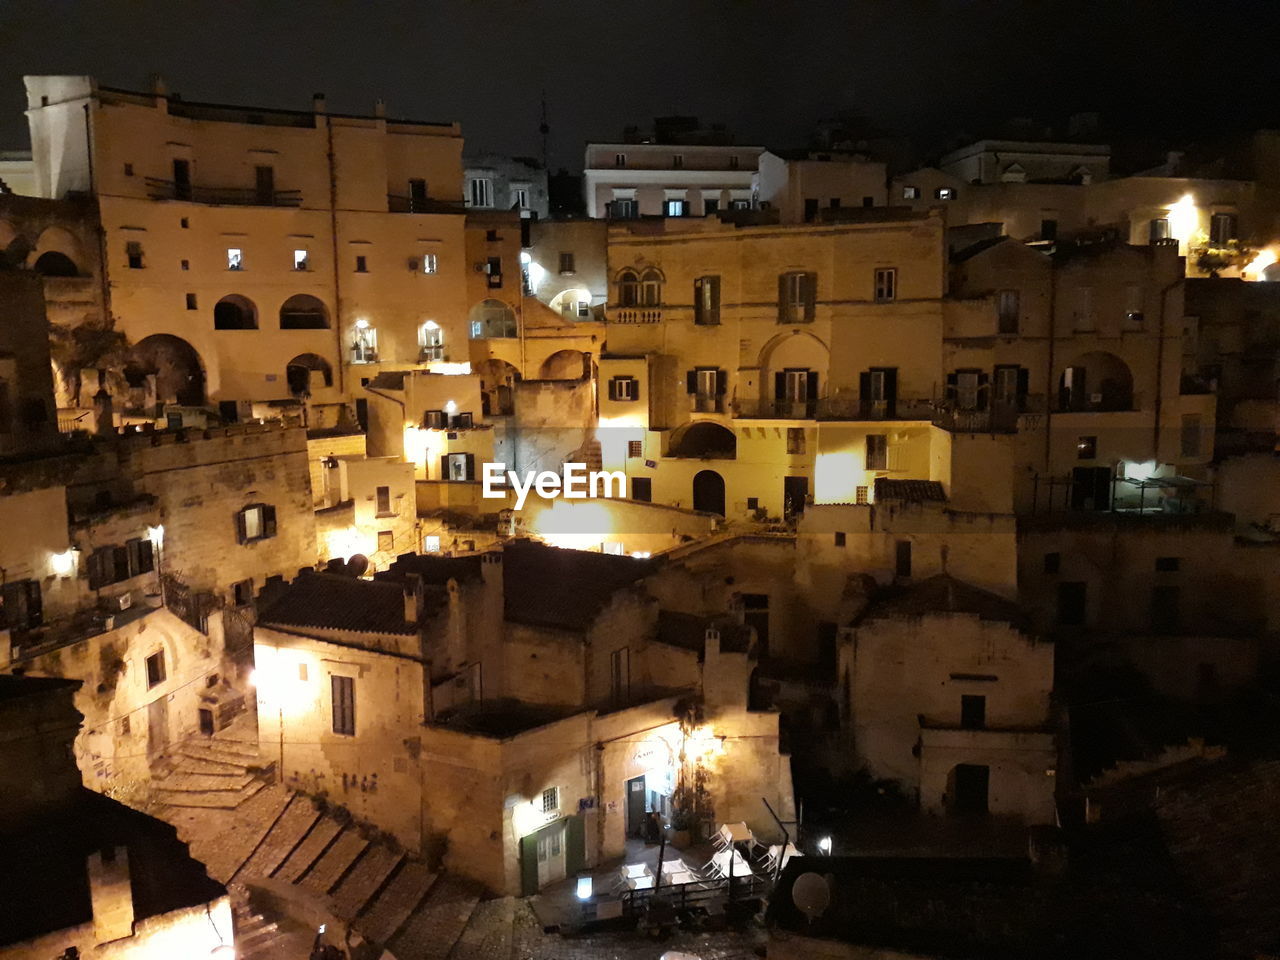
xmin=640 ymin=269 xmax=662 ymax=306
xmin=279 ymin=294 xmax=330 ymax=329
xmin=468 ymin=299 xmax=517 ymax=339
xmin=213 ymin=295 xmax=258 ymax=330
xmin=419 ymin=320 xmax=444 ymax=360
xmin=286 ymin=353 xmax=334 ymax=397
xmin=33 ymin=251 xmax=79 ymax=277
xmin=617 ymin=270 xmax=639 ymax=307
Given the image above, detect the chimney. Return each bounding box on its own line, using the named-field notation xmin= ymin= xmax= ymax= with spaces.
xmin=704 ymin=624 xmax=721 ymax=661
xmin=374 ymin=98 xmax=386 ymax=119
xmin=312 ymin=92 xmax=327 ymax=115
xmin=403 ymin=572 xmax=423 ymax=624
xmin=147 ymin=73 xmax=168 ymax=97
xmin=93 ymin=384 xmax=114 ymax=437
xmin=87 ymin=846 xmax=134 ymax=944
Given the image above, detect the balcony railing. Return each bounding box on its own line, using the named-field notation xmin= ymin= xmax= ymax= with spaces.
xmin=731 ymin=393 xmax=1048 ymax=432
xmin=146 ymin=178 xmax=302 ymax=207
xmin=692 ymin=395 xmax=725 ymax=414
xmin=612 ymin=307 xmax=663 ymax=323
xmin=387 ymin=194 xmax=466 ymax=214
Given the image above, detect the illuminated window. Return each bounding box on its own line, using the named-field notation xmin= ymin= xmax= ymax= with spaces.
xmin=935 ymin=187 xmax=956 ymax=200
xmin=541 ymin=786 xmax=560 ymax=813
xmin=236 ymin=504 xmax=277 ymax=543
xmin=331 ymin=675 xmax=355 ymax=736
xmin=293 ymin=249 xmax=309 ymax=271
xmin=468 ymin=177 xmax=493 ymax=207
xmin=902 ymin=185 xmax=919 ymax=200
xmin=424 ymin=535 xmax=441 ymax=552
xmin=1077 ymin=436 xmax=1097 ymax=460
xmin=874 ymin=268 xmax=897 ymax=302
xmin=855 ymin=485 xmax=869 ymax=505
xmin=351 ymin=323 xmax=378 ymax=363
xmin=665 ymin=198 xmax=686 ymax=217
xmin=419 ymin=320 xmax=444 ymax=361
xmin=227 ymin=247 xmax=243 ymax=271
xmin=423 ymin=253 xmax=438 ymax=274
xmin=608 ymin=376 xmax=638 ymax=401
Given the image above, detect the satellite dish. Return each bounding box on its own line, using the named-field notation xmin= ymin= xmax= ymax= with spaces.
xmin=791 ymin=871 xmax=831 ymax=923
xmin=346 ymin=554 xmax=370 ymax=577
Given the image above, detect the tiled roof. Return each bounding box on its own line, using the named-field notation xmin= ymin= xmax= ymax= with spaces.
xmin=860 ymin=574 xmax=1026 ymax=628
xmin=502 ymin=539 xmax=655 ymax=632
xmin=379 ymin=553 xmax=486 ymax=587
xmin=873 ymin=478 xmax=947 ymax=503
xmin=258 ymin=572 xmax=426 ymax=635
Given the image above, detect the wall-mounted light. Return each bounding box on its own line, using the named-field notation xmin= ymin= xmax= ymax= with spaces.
xmin=355 ymin=317 xmax=370 ymax=330
xmin=818 ymin=835 xmax=833 ymax=855
xmin=50 ymin=548 xmax=79 ymax=577
xmin=147 ymin=524 xmax=165 ymax=550
xmin=519 ymin=251 xmax=532 ymax=265
xmin=444 ymin=400 xmax=458 ymax=414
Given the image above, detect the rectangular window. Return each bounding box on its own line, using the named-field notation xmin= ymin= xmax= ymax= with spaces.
xmin=665 ymin=198 xmax=686 ymax=217
xmin=997 ymin=289 xmax=1019 ymax=334
xmin=694 ymin=275 xmax=721 ymax=325
xmin=631 ymin=476 xmax=652 ymax=501
xmin=227 ymin=248 xmax=243 ymax=271
xmin=608 ymin=376 xmax=637 ymax=401
xmin=468 ymin=177 xmax=493 ymax=207
xmin=695 ymin=368 xmax=719 ymax=400
xmin=377 ymin=530 xmax=394 ymax=552
xmin=993 ymin=365 xmax=1025 ymax=409
xmin=180 ymin=217 xmax=189 ymax=229
xmin=786 ymin=427 xmax=806 ymax=455
xmin=355 ymin=255 xmax=368 ymax=273
xmin=855 ymin=485 xmax=869 ymax=505
xmin=672 ymin=154 xmax=684 ymax=168
xmin=804 ymin=197 xmax=819 ymax=222
xmin=409 ymin=178 xmax=428 ymax=208
xmin=779 ymin=271 xmax=815 ymax=323
xmin=126 ymin=241 xmax=144 ymax=269
xmin=541 ymin=786 xmax=560 ymax=813
xmin=741 ymin=594 xmax=770 ymax=658
xmin=1180 ymin=414 xmax=1201 ymax=458
xmin=180 ymin=259 xmax=189 ymax=271
xmin=834 ymin=531 xmax=846 ymax=547
xmin=443 ymin=452 xmax=476 ymax=481
xmin=146 ymin=651 xmax=166 ymax=689
xmin=293 ymin=249 xmax=309 ymax=271
xmin=935 ymin=187 xmax=956 ymax=200
xmin=559 ymin=252 xmax=575 ymax=274
xmin=627 ymin=440 xmax=643 ymax=459
xmin=124 ymin=163 xmax=134 ymax=177
xmin=895 ymin=540 xmax=912 ymax=578
xmin=1209 ymin=212 xmax=1237 ymax=245
xmin=614 ymin=153 xmax=626 ymax=167
xmin=1044 ymin=552 xmax=1061 ymax=574
xmin=185 ymin=293 xmax=197 ymax=310
xmin=331 ymin=675 xmax=355 ymax=736
xmin=375 ymin=485 xmax=392 ymax=516
xmin=1077 ymin=435 xmax=1097 ymax=460
xmin=902 ymin=185 xmax=919 ymax=199
xmin=236 ymin=504 xmax=277 ymax=544
xmin=486 ymin=256 xmax=502 ymax=287
xmin=782 ymin=368 xmax=811 ymax=402
xmin=423 ymin=253 xmax=438 ymax=274
xmin=703 ymin=197 xmax=719 ymax=214
xmin=866 ymin=434 xmax=888 ymax=471
xmin=960 ymin=695 xmax=986 ymax=729
xmin=232 ymin=579 xmax=254 ymax=607
xmin=513 ymin=187 xmax=529 ymax=209
xmin=172 ymin=158 xmax=192 ymax=199
xmin=874 ymin=268 xmax=897 ymax=302
xmin=0 ymin=579 xmax=43 ymax=631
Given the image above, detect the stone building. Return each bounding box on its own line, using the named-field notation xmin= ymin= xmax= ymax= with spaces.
xmin=754 ymin=149 xmax=889 ymax=222
xmin=462 ymin=152 xmax=549 ymax=220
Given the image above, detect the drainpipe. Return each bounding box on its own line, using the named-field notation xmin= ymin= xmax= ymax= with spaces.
xmin=1043 ymin=259 xmax=1058 ymax=476
xmin=1152 ymin=275 xmax=1183 ymax=462
xmin=323 ymin=100 xmax=347 ymax=397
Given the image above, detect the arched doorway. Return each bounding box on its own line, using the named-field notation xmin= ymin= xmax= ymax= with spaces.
xmin=539 ymin=349 xmax=587 ymax=380
xmin=279 ymin=294 xmax=330 ymax=329
xmin=126 ymin=335 xmax=205 ymax=407
xmin=692 ymin=469 xmax=726 ymax=515
xmin=285 ymin=353 xmax=333 ymax=397
xmin=32 ymin=250 xmax=79 ymax=276
xmin=669 ymin=421 xmax=736 ymax=459
xmin=213 ymin=294 xmax=258 ymax=330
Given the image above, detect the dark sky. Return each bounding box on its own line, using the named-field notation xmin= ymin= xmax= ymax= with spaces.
xmin=2 ymin=0 xmax=1279 ymax=170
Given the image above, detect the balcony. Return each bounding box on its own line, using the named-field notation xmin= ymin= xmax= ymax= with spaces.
xmin=730 ymin=393 xmax=1047 ymax=431
xmin=612 ymin=307 xmax=663 ymax=323
xmin=145 ymin=178 xmax=302 ymax=207
xmin=387 ymin=194 xmax=466 ymax=215
xmin=691 ymin=395 xmax=725 ymax=415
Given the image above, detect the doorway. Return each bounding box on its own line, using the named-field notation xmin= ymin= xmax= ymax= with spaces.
xmin=147 ymin=698 xmax=169 ymax=760
xmin=198 ymin=708 xmax=215 ymax=737
xmin=783 ymin=476 xmax=808 ymax=520
xmin=535 ymin=820 xmax=567 ymax=888
xmin=692 ymin=470 xmax=725 ymax=515
xmin=951 ymin=763 xmax=990 ymax=815
xmin=626 ymin=775 xmax=647 ymax=838
xmin=1070 ymin=466 xmax=1112 ymax=511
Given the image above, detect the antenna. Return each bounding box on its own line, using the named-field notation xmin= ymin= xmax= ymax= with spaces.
xmin=539 ymin=91 xmax=550 ymax=171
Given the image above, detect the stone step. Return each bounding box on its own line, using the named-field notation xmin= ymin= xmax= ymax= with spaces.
xmin=173 ymin=758 xmax=250 ymax=777
xmin=157 ymin=779 xmax=264 ymax=809
xmin=389 ymin=874 xmax=481 ymax=960
xmin=448 ymin=896 xmax=516 ymax=960
xmin=235 ymin=794 xmax=322 ymax=881
xmin=156 ymin=771 xmax=256 ymax=793
xmin=331 ymin=844 xmax=403 ymax=920
xmin=274 ymin=816 xmax=343 ymax=883
xmin=177 ymin=742 xmax=256 ymax=769
xmin=187 ymin=784 xmax=293 ymax=883
xmin=356 ymin=861 xmax=437 ymax=945
xmin=299 ymin=826 xmax=368 ymax=894
xmin=237 ymin=921 xmax=280 ymax=951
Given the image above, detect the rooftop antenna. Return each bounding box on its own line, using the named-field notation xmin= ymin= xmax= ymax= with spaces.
xmin=538 ymin=91 xmax=550 ymax=171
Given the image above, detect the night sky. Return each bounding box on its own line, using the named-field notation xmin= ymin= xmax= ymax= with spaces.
xmin=2 ymin=0 xmax=1279 ymax=171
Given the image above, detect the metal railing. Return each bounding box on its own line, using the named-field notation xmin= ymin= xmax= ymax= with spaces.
xmin=386 ymin=194 xmax=466 ymax=214
xmin=732 ymin=394 xmax=1048 ymax=433
xmin=146 ymin=178 xmax=302 ymax=207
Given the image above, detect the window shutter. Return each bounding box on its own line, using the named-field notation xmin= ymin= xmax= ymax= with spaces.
xmin=235 ymin=509 xmax=248 ymax=544
xmin=608 ymin=378 xmax=618 ymax=401
xmin=686 ymin=370 xmax=697 ymax=394
xmin=24 ymin=580 xmax=42 ymax=627
xmin=803 ymin=273 xmax=817 ymax=322
xmin=806 ymin=370 xmax=819 ymax=400
xmin=775 ymin=371 xmax=786 ymax=400
xmin=945 ymin=372 xmax=958 ymax=403
xmin=464 ymin=453 xmax=476 ymax=481
xmin=88 ymin=549 xmax=105 ymax=590
xmin=1016 ymin=367 xmax=1030 ymax=407
xmin=138 ymin=539 xmax=155 ymax=573
xmin=113 ymin=546 xmax=129 ymax=582
xmin=715 ymin=369 xmax=727 ymax=395
xmin=263 ymin=505 xmax=278 ymax=539
xmin=884 ymin=369 xmax=898 ymax=414
xmin=977 ymin=372 xmax=990 ymax=411
xmin=440 ymin=455 xmax=450 ymax=481
xmin=709 ymin=276 xmax=721 ymax=324
xmin=858 ymin=371 xmax=870 ymax=413
xmin=777 ymin=274 xmax=787 ymax=323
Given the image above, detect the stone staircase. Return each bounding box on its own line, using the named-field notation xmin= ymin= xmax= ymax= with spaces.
xmin=152 ymin=719 xmax=266 ymax=810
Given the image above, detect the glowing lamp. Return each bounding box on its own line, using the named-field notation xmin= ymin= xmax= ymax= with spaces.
xmin=519 ymin=251 xmax=532 ymax=265
xmin=354 ymin=317 xmax=370 ymax=330
xmin=49 ymin=548 xmax=78 ymax=577
xmin=147 ymin=524 xmax=165 ymax=549
xmin=576 ymin=876 xmax=593 ymax=900
xmin=818 ymin=836 xmax=833 ymax=855
xmin=444 ymin=400 xmax=458 ymax=414
xmin=423 ymin=319 xmax=439 ymax=330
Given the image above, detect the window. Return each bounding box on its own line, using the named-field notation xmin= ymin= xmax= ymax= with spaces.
xmin=614 ymin=153 xmax=626 ymax=167
xmin=513 ymin=186 xmax=529 ymax=209
xmin=486 ymin=256 xmax=502 ymax=287
xmin=443 ymin=452 xmax=476 ymax=481
xmin=185 ymin=293 xmax=197 ymax=310
xmin=779 ymin=271 xmax=815 ymax=323
xmin=950 ymin=369 xmax=988 ymax=411
xmin=902 ymin=185 xmax=919 ymax=200
xmin=87 ymin=538 xmax=154 ymax=589
xmin=873 ymin=268 xmax=897 ymax=302
xmin=608 ymin=376 xmax=638 ymax=401
xmin=375 ymin=485 xmax=392 ymax=516
xmin=672 ymin=154 xmax=684 ymax=168
xmin=935 ymin=187 xmax=956 ymax=200
xmin=1180 ymin=414 xmax=1201 ymax=458
xmin=1040 ymin=219 xmax=1058 ymax=241
xmin=331 ymin=675 xmax=355 ymax=735
xmin=863 ymin=367 xmax=897 ymax=416
xmin=468 ymin=177 xmax=493 ymax=207
xmin=610 ymin=647 xmax=631 ymax=704
xmin=377 ymin=530 xmax=394 ymax=552
xmin=1074 ymin=285 xmax=1095 ymax=331
xmin=1076 ymin=436 xmax=1097 ymax=460
xmin=779 ymin=368 xmax=815 ymax=403
xmin=729 ymin=155 xmax=740 ymax=169
xmin=541 ymin=786 xmax=560 ymax=813
xmin=855 ymin=485 xmax=869 ymax=505
xmin=1155 ymin=556 xmax=1181 ymax=572
xmin=1044 ymin=552 xmax=1061 ymax=574
xmin=993 ymin=365 xmax=1027 ymax=410
xmin=694 ymin=275 xmax=720 ymax=325
xmin=124 ymin=163 xmax=134 ymax=177
xmin=895 ymin=540 xmax=912 ymax=578
xmin=424 ymin=409 xmax=447 ymax=429
xmin=741 ymin=594 xmax=770 ymax=657
xmin=145 ymin=651 xmax=166 ymax=689
xmin=232 ymin=579 xmax=254 ymax=606
xmin=172 ymin=158 xmax=192 ymax=200
xmin=665 ymin=198 xmax=686 ymax=217
xmin=608 ymin=198 xmax=638 ymax=219
xmin=355 ymin=255 xmax=368 ymax=273
xmin=452 ymin=412 xmax=473 ymax=429
xmin=559 ymin=252 xmax=575 ymax=274
xmin=126 ymin=241 xmax=144 ymax=269
xmin=419 ymin=320 xmax=443 ymax=360
xmin=180 ymin=259 xmax=189 ymax=271
xmin=352 ymin=322 xmax=378 ymax=362
xmin=804 ymin=198 xmax=819 ymax=222
xmin=834 ymin=531 xmax=846 ymax=547
xmin=227 ymin=248 xmax=243 ymax=271
xmin=862 ymin=196 xmax=873 ymax=208
xmin=423 ymin=253 xmax=438 ymax=274
xmin=746 ymin=497 xmax=760 ymax=511
xmin=960 ymin=695 xmax=986 ymax=729
xmin=631 ymin=476 xmax=652 ymax=501
xmin=408 ymin=178 xmax=428 ymax=209
xmin=787 ymin=427 xmax=806 ymax=455
xmin=627 ymin=440 xmax=643 ymax=459
xmin=639 ymin=269 xmax=662 ymax=306
xmin=1209 ymin=212 xmax=1237 ymax=245
xmin=0 ymin=579 xmax=42 ymax=632
xmin=235 ymin=504 xmax=277 ymax=544
xmin=292 ymin=249 xmax=309 ymax=271
xmin=997 ymin=289 xmax=1020 ymax=334
xmin=866 ymin=434 xmax=888 ymax=470
xmin=1149 ymin=218 xmax=1170 ymax=242
xmin=180 ymin=217 xmax=189 ymax=229
xmin=690 ymin=367 xmax=724 ymax=403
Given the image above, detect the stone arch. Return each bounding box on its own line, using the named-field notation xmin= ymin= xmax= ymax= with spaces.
xmin=692 ymin=469 xmax=726 ymax=515
xmin=759 ymin=330 xmax=830 ymax=409
xmin=33 ymin=225 xmax=85 ymax=273
xmin=279 ymin=294 xmax=330 ymax=330
xmin=539 ymin=349 xmax=587 ymax=380
xmin=1057 ymin=350 xmax=1133 ymax=412
xmin=126 ymin=334 xmax=205 ymax=407
xmin=474 ymin=358 xmax=520 ymax=415
xmin=549 ymin=287 xmax=593 ymax=318
xmin=669 ymin=420 xmax=736 ymax=459
xmin=213 ymin=294 xmax=258 ymax=330
xmin=286 ymin=353 xmax=333 ymax=397
xmin=33 ymin=250 xmax=79 ymax=276
xmin=469 ymin=298 xmax=517 ymax=339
